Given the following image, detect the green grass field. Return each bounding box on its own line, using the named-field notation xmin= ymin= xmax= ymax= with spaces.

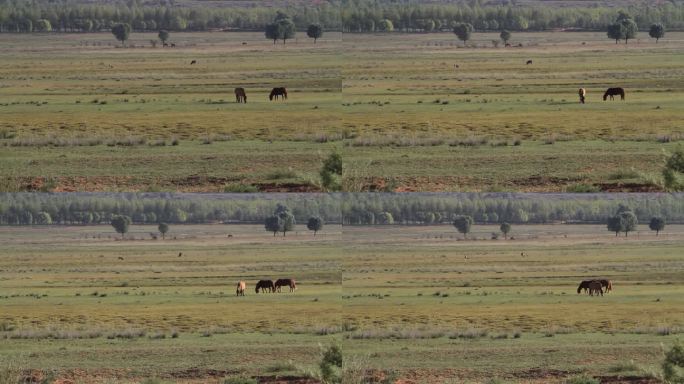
xmin=2 ymin=221 xmax=683 ymax=382
xmin=1 ymin=31 xmax=683 ymax=191
xmin=0 ymin=224 xmax=342 ymax=382
xmin=342 ymin=223 xmax=684 ymax=383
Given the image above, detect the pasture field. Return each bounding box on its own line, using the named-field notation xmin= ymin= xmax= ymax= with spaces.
xmin=342 ymin=31 xmax=684 ymax=191
xmin=342 ymin=224 xmax=684 ymax=383
xmin=1 ymin=31 xmax=684 ymax=191
xmin=0 ymin=224 xmax=342 ymax=382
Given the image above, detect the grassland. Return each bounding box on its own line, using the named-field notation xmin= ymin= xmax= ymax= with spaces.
xmin=342 ymin=224 xmax=684 ymax=383
xmin=1 ymin=31 xmax=683 ymax=191
xmin=0 ymin=224 xmax=342 ymax=382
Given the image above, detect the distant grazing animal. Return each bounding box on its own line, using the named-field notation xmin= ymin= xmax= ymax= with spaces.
xmin=603 ymin=87 xmax=625 ymax=101
xmin=505 ymin=43 xmax=511 ymax=47
xmin=234 ymin=87 xmax=247 ymax=103
xmin=190 ymin=60 xmax=197 ymax=65
xmin=599 ymin=279 xmax=612 ymax=293
xmin=588 ymin=280 xmax=603 ymax=296
xmin=236 ymin=281 xmax=246 ymax=296
xmin=242 ymin=42 xmax=247 ymax=45
xmin=269 ymin=87 xmax=287 ymax=101
xmin=255 ymin=279 xmax=275 ymax=293
xmin=170 ymin=43 xmax=176 ymax=48
xmin=227 ymin=234 xmax=233 ymax=238
xmin=526 ymin=60 xmax=533 ymax=65
xmin=163 ymin=42 xmax=169 ymax=47
xmin=274 ymin=278 xmax=297 ymax=292
xmin=178 ymin=252 xmax=182 ymax=257
xmin=577 ymin=280 xmax=593 ymax=294
xmin=454 ymin=64 xmax=459 ymax=69
xmin=118 ymin=256 xmax=124 ymax=260
xmin=578 ymin=88 xmax=586 ymax=104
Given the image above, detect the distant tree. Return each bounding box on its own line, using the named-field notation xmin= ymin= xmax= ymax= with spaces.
xmin=607 ymin=215 xmax=624 ymax=236
xmin=111 ymin=23 xmax=131 ymax=47
xmin=619 ymin=210 xmax=638 ymax=237
xmin=378 ymin=19 xmax=394 ymax=32
xmin=607 ymin=22 xmax=625 ymax=44
xmin=274 ymin=204 xmax=295 ymax=236
xmin=377 ymin=212 xmax=394 ymax=225
xmin=307 ymin=216 xmax=323 ymax=236
xmin=35 ymin=19 xmax=52 ymax=32
xmin=265 ymin=215 xmax=282 ymax=236
xmin=500 ymin=29 xmax=512 ymax=44
xmin=649 ymin=217 xmax=665 ymax=236
xmin=158 ymin=222 xmax=169 ymax=239
xmin=453 ymin=22 xmax=473 ymax=45
xmin=453 ymin=215 xmax=474 ymax=239
xmin=500 ymin=222 xmax=511 ymax=239
xmin=265 ymin=23 xmax=280 ymax=44
xmin=35 ymin=212 xmax=52 ymax=225
xmin=620 ymin=18 xmax=638 ymax=44
xmin=111 ymin=215 xmax=131 ymax=239
xmin=649 ymin=23 xmax=665 ymax=43
xmin=277 ymin=18 xmax=296 ymax=44
xmin=307 ymin=24 xmax=323 ymax=43
xmin=158 ymin=30 xmax=170 ymax=45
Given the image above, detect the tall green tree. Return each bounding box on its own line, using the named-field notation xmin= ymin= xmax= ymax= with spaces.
xmin=607 ymin=22 xmax=625 ymax=44
xmin=111 ymin=215 xmax=131 ymax=239
xmin=307 ymin=216 xmax=323 ymax=236
xmin=500 ymin=29 xmax=512 ymax=44
xmin=453 ymin=215 xmax=474 ymax=239
xmin=111 ymin=23 xmax=131 ymax=47
xmin=649 ymin=217 xmax=665 ymax=236
xmin=158 ymin=222 xmax=169 ymax=239
xmin=158 ymin=30 xmax=170 ymax=45
xmin=307 ymin=24 xmax=323 ymax=43
xmin=500 ymin=222 xmax=512 ymax=239
xmin=453 ymin=22 xmax=474 ymax=45
xmin=265 ymin=215 xmax=282 ymax=236
xmin=649 ymin=23 xmax=665 ymax=43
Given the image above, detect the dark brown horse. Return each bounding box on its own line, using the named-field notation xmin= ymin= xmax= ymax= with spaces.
xmin=274 ymin=278 xmax=296 ymax=292
xmin=603 ymin=87 xmax=625 ymax=101
xmin=599 ymin=279 xmax=612 ymax=293
xmin=588 ymin=280 xmax=603 ymax=296
xmin=255 ymin=279 xmax=274 ymax=293
xmin=269 ymin=87 xmax=287 ymax=101
xmin=577 ymin=280 xmax=593 ymax=294
xmin=235 ymin=87 xmax=247 ymax=103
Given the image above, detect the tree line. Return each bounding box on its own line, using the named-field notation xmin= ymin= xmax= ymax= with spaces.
xmin=0 ymin=193 xmax=341 ymax=226
xmin=342 ymin=193 xmax=684 ymax=225
xmin=1 ymin=0 xmax=683 ymax=33
xmin=2 ymin=193 xmax=683 ymax=227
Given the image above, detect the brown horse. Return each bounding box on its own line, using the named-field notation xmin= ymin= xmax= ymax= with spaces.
xmin=588 ymin=280 xmax=603 ymax=296
xmin=255 ymin=279 xmax=275 ymax=293
xmin=236 ymin=281 xmax=246 ymax=296
xmin=578 ymin=88 xmax=586 ymax=104
xmin=577 ymin=280 xmax=593 ymax=294
xmin=269 ymin=87 xmax=287 ymax=101
xmin=599 ymin=279 xmax=612 ymax=293
xmin=235 ymin=87 xmax=247 ymax=103
xmin=274 ymin=278 xmax=296 ymax=292
xmin=603 ymin=87 xmax=625 ymax=101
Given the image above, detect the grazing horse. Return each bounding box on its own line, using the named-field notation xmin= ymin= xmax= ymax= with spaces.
xmin=274 ymin=278 xmax=296 ymax=292
xmin=526 ymin=60 xmax=533 ymax=65
xmin=190 ymin=60 xmax=197 ymax=65
xmin=588 ymin=280 xmax=603 ymax=296
xmin=269 ymin=87 xmax=288 ymax=101
xmin=234 ymin=87 xmax=247 ymax=103
xmin=236 ymin=281 xmax=246 ymax=296
xmin=603 ymin=87 xmax=625 ymax=101
xmin=577 ymin=280 xmax=593 ymax=294
xmin=578 ymin=88 xmax=586 ymax=104
xmin=255 ymin=279 xmax=275 ymax=293
xmin=599 ymin=279 xmax=612 ymax=293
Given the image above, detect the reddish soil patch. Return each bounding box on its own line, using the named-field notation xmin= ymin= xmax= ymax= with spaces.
xmin=512 ymin=368 xmax=579 ymax=379
xmin=257 ymin=183 xmax=320 ymax=192
xmin=167 ymin=368 xmax=241 ymax=379
xmin=255 ymin=376 xmax=321 ymax=384
xmin=597 ymin=375 xmax=662 ymax=384
xmin=598 ymin=182 xmax=663 ymax=192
